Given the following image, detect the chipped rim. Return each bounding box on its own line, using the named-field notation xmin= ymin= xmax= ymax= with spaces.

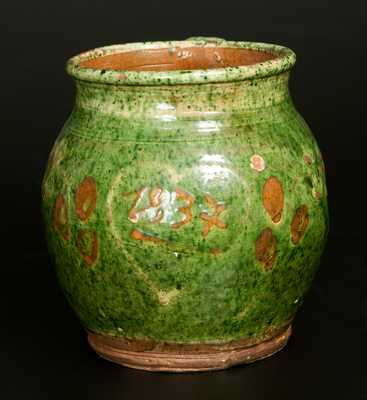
xmin=66 ymin=37 xmax=296 ymax=86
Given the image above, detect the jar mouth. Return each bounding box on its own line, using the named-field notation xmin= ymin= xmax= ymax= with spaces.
xmin=66 ymin=38 xmax=296 ymax=85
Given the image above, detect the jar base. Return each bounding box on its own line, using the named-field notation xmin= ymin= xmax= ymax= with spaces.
xmin=87 ymin=325 xmax=292 ymax=372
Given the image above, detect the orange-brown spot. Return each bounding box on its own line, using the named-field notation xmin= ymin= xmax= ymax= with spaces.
xmin=210 ymin=248 xmax=222 ymax=255
xmin=75 ymin=176 xmax=97 ymax=222
xmin=255 ymin=228 xmax=277 ymax=270
xmin=130 ymin=229 xmax=166 ymax=244
xmin=171 ymin=188 xmax=195 ymax=229
xmin=199 ymin=194 xmax=227 ymax=237
xmin=53 ymin=194 xmax=71 ymax=241
xmin=263 ymin=176 xmax=284 ymax=223
xmin=314 ymin=191 xmax=322 ymax=200
xmin=291 ymin=205 xmax=309 ymax=245
xmin=303 ymin=154 xmax=313 ymax=165
xmin=250 ymin=154 xmax=266 ymax=172
xmin=76 ymin=229 xmax=99 ymax=266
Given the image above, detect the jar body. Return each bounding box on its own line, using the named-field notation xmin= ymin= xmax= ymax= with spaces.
xmin=42 ymin=71 xmax=328 ymax=369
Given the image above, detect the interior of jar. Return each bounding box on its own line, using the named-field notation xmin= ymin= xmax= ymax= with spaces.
xmin=79 ymin=46 xmax=277 ymax=72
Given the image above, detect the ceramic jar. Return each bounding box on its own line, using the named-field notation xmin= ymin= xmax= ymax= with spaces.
xmin=42 ymin=38 xmax=328 ymax=372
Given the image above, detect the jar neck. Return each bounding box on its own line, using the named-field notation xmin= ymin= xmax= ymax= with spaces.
xmin=74 ymin=72 xmax=291 ymax=120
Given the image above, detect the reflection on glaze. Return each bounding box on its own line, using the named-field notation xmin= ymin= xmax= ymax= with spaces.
xmin=196 ymin=120 xmax=223 ymax=133
xmin=128 ymin=187 xmax=195 ymax=227
xmin=197 ymin=165 xmax=234 ymax=184
xmin=200 ymin=154 xmax=226 ymax=163
xmin=197 ymin=153 xmax=237 ymax=185
xmin=156 ymin=102 xmax=176 ymax=111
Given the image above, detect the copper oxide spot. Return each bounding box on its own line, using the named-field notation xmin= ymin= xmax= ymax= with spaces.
xmin=53 ymin=194 xmax=71 ymax=241
xmin=255 ymin=228 xmax=277 ymax=270
xmin=76 ymin=229 xmax=99 ymax=266
xmin=75 ymin=176 xmax=97 ymax=222
xmin=263 ymin=176 xmax=284 ymax=223
xmin=291 ymin=205 xmax=309 ymax=245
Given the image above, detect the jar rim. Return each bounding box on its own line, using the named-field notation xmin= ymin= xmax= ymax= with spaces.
xmin=66 ymin=38 xmax=296 ymax=86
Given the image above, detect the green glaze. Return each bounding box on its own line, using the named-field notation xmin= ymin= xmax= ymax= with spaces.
xmin=42 ymin=39 xmax=328 ymax=344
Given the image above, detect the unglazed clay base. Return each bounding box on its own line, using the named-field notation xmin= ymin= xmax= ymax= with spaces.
xmin=87 ymin=325 xmax=292 ymax=372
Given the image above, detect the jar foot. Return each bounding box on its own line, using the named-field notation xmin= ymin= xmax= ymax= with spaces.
xmin=87 ymin=325 xmax=291 ymax=372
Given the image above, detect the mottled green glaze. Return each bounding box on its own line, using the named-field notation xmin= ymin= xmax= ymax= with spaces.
xmin=42 ymin=39 xmax=328 ymax=345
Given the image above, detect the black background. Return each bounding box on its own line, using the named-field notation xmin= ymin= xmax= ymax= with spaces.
xmin=1 ymin=1 xmax=366 ymax=399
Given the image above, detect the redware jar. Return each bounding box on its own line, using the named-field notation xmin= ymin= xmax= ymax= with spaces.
xmin=42 ymin=37 xmax=328 ymax=372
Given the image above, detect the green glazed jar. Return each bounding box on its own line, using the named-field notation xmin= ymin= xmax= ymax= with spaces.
xmin=42 ymin=38 xmax=328 ymax=372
